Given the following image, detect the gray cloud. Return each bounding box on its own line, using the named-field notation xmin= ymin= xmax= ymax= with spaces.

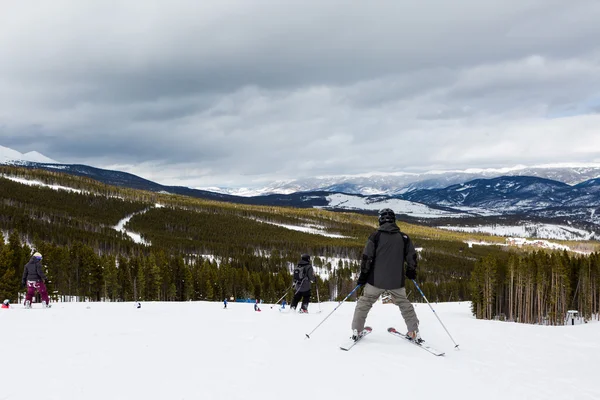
xmin=1 ymin=0 xmax=600 ymax=187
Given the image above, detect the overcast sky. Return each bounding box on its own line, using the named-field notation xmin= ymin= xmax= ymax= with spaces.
xmin=1 ymin=0 xmax=600 ymax=188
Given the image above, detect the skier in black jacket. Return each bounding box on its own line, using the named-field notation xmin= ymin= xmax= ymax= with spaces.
xmin=290 ymin=254 xmax=315 ymax=313
xmin=21 ymin=252 xmax=50 ymax=308
xmin=351 ymin=209 xmax=421 ymax=342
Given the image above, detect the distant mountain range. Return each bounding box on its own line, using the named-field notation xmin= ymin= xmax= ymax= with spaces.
xmin=1 ymin=145 xmax=599 ymax=233
xmin=216 ymin=165 xmax=600 ymax=197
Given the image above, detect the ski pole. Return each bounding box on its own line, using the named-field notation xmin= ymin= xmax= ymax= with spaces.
xmin=411 ymin=279 xmax=460 ymax=349
xmin=305 ymin=284 xmax=361 ymax=339
xmin=271 ymin=285 xmax=294 ymax=309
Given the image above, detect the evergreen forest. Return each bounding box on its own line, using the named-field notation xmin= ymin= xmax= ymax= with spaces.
xmin=1 ymin=166 xmax=598 ymax=324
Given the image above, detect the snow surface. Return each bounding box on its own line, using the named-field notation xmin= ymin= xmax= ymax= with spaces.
xmin=0 ymin=145 xmax=58 ymax=164
xmin=252 ymin=218 xmax=350 ymax=238
xmin=112 ymin=206 xmax=164 ymax=246
xmin=319 ymin=193 xmax=467 ymax=218
xmin=2 ymin=175 xmax=84 ymax=194
xmin=0 ymin=301 xmax=598 ymax=400
xmin=462 ymin=236 xmax=594 ymax=255
xmin=440 ymin=223 xmax=596 ymax=241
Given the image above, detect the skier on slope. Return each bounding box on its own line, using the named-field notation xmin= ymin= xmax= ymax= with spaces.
xmin=351 ymin=208 xmax=421 ymax=342
xmin=223 ymin=298 xmax=228 ymax=309
xmin=254 ymin=299 xmax=261 ymax=312
xmin=290 ymin=254 xmax=315 ymax=313
xmin=2 ymin=299 xmax=9 ymax=309
xmin=21 ymin=252 xmax=51 ymax=308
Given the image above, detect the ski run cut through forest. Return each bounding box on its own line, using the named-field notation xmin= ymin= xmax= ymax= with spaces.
xmin=1 ymin=301 xmax=599 ymax=400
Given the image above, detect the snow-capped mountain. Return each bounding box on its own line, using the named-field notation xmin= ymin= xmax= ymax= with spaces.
xmin=399 ymin=176 xmax=600 ymax=211
xmin=0 ymin=145 xmax=58 ymax=164
xmin=222 ymin=164 xmax=600 ymax=197
xmin=2 ymin=144 xmax=599 ymax=236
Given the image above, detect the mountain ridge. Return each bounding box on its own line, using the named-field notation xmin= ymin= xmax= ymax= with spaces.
xmin=2 ymin=146 xmax=600 ymax=231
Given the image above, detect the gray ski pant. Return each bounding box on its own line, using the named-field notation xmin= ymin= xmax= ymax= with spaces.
xmin=351 ymin=283 xmax=419 ymax=332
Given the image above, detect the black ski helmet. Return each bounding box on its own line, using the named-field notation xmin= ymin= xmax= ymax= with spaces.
xmin=301 ymin=254 xmax=310 ymax=262
xmin=378 ymin=208 xmax=396 ymax=225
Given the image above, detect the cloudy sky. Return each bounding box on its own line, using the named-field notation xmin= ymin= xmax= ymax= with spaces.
xmin=1 ymin=0 xmax=600 ymax=188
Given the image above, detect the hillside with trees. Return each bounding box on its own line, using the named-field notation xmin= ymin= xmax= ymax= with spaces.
xmin=0 ymin=166 xmax=598 ymax=324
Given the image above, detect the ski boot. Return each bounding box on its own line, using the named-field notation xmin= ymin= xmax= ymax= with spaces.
xmin=25 ymin=300 xmax=32 ymax=309
xmin=406 ymin=330 xmax=424 ymax=344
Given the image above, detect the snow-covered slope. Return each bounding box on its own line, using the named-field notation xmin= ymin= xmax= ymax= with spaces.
xmin=1 ymin=301 xmax=598 ymax=400
xmin=320 ymin=193 xmax=469 ymax=218
xmin=439 ymin=223 xmax=597 ymax=241
xmin=0 ymin=145 xmax=58 ymax=164
xmin=2 ymin=175 xmax=84 ymax=193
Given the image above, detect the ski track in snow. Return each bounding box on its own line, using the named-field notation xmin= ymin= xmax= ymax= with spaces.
xmin=112 ymin=204 xmax=164 ymax=245
xmin=251 ymin=218 xmax=350 ymax=238
xmin=1 ymin=301 xmax=598 ymax=400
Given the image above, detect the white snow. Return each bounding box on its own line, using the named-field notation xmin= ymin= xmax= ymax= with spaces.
xmin=0 ymin=301 xmax=598 ymax=400
xmin=319 ymin=193 xmax=467 ymax=218
xmin=2 ymin=175 xmax=84 ymax=194
xmin=439 ymin=223 xmax=596 ymax=241
xmin=463 ymin=237 xmax=594 ymax=255
xmin=0 ymin=145 xmax=58 ymax=164
xmin=252 ymin=218 xmax=350 ymax=238
xmin=112 ymin=207 xmax=159 ymax=246
xmin=21 ymin=151 xmax=58 ymax=164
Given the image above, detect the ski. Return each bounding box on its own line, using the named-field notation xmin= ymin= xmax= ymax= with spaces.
xmin=387 ymin=327 xmax=445 ymax=356
xmin=340 ymin=327 xmax=372 ymax=351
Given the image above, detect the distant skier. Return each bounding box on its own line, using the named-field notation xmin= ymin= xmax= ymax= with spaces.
xmin=21 ymin=252 xmax=50 ymax=308
xmin=223 ymin=298 xmax=228 ymax=309
xmin=1 ymin=299 xmax=9 ymax=309
xmin=281 ymin=299 xmax=286 ymax=310
xmin=254 ymin=299 xmax=261 ymax=312
xmin=135 ymin=301 xmax=141 ymax=309
xmin=351 ymin=208 xmax=421 ymax=342
xmin=290 ymin=254 xmax=315 ymax=313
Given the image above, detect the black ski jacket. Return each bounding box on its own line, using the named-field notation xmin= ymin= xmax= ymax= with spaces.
xmin=361 ymin=222 xmax=417 ymax=290
xmin=22 ymin=257 xmax=47 ymax=283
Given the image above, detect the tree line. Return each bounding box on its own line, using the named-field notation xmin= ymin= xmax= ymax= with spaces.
xmin=3 ymin=165 xmax=599 ymax=326
xmin=470 ymin=250 xmax=600 ymax=324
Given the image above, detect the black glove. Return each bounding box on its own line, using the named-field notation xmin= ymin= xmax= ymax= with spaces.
xmin=44 ymin=279 xmax=49 ymax=285
xmin=357 ymin=272 xmax=368 ymax=286
xmin=406 ymin=268 xmax=417 ymax=280
xmin=21 ymin=280 xmax=26 ymax=288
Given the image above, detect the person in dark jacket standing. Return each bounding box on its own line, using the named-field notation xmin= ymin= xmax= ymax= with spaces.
xmin=290 ymin=254 xmax=316 ymax=313
xmin=21 ymin=252 xmax=50 ymax=308
xmin=351 ymin=209 xmax=421 ymax=342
